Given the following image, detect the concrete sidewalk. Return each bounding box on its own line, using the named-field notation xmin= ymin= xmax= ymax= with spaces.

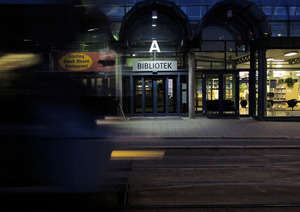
xmin=1 ymin=117 xmax=300 ymax=140
xmin=98 ymin=116 xmax=300 ymax=140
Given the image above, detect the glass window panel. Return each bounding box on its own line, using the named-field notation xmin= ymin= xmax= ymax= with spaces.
xmin=248 ymin=0 xmax=260 ymax=4
xmin=185 ymin=7 xmax=201 ymax=20
xmin=262 ymin=6 xmax=273 ymax=16
xmin=270 ymin=22 xmax=288 ymax=37
xmin=289 ymin=7 xmax=297 ymax=16
xmin=179 ymin=0 xmax=220 ymax=5
xmin=239 ymin=72 xmax=249 ymax=115
xmin=195 ymin=73 xmax=203 ymax=113
xmin=100 ymin=7 xmax=125 ymax=17
xmin=291 ymin=22 xmax=300 ymax=36
xmin=259 ymin=0 xmax=286 ymax=5
xmin=286 ymin=0 xmax=300 ymax=4
xmin=273 ymin=6 xmax=287 ymax=16
xmin=267 ymin=70 xmax=300 ymax=117
xmin=289 ymin=7 xmax=300 ymax=20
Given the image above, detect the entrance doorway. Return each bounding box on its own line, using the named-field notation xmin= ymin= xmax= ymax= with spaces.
xmin=134 ymin=76 xmax=177 ymax=115
xmin=204 ymin=73 xmax=239 ymax=115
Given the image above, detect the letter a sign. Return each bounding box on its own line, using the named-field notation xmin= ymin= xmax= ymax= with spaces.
xmin=149 ymin=40 xmax=161 ymax=53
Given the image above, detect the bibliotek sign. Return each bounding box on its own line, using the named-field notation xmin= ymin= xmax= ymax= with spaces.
xmin=133 ymin=61 xmax=177 ymax=72
xmin=132 ymin=40 xmax=177 ymax=72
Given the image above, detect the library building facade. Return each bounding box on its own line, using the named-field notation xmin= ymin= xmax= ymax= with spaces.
xmin=49 ymin=0 xmax=300 ymax=120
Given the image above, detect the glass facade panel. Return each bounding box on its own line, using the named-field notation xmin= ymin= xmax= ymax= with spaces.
xmin=157 ymin=78 xmax=165 ymax=113
xmin=270 ymin=22 xmax=288 ymax=37
xmin=145 ymin=78 xmax=154 ymax=113
xmin=266 ymin=49 xmax=300 ymax=117
xmin=239 ymin=72 xmax=249 ymax=115
xmin=223 ymin=74 xmax=236 ymax=114
xmin=195 ymin=73 xmax=203 ymax=113
xmin=273 ymin=6 xmax=287 ymax=17
xmin=134 ymin=78 xmax=143 ymax=113
xmin=206 ymin=74 xmax=219 ymax=114
xmin=262 ymin=6 xmax=273 ymax=16
xmin=168 ymin=77 xmax=177 ymax=113
xmin=290 ymin=22 xmax=300 ymax=36
xmin=180 ymin=75 xmax=188 ymax=113
xmin=267 ymin=70 xmax=300 ymax=116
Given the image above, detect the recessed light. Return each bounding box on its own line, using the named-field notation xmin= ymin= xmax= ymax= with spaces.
xmin=284 ymin=51 xmax=298 ymax=56
xmin=152 ymin=10 xmax=158 ymax=19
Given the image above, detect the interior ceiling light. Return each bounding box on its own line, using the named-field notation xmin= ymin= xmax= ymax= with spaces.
xmin=152 ymin=10 xmax=158 ymax=19
xmin=284 ymin=51 xmax=298 ymax=56
xmin=152 ymin=19 xmax=156 ymax=27
xmin=267 ymin=58 xmax=284 ymax=62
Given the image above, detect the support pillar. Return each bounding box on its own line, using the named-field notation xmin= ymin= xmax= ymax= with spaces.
xmin=116 ymin=55 xmax=123 ymax=107
xmin=258 ymin=49 xmax=266 ymax=120
xmin=188 ymin=52 xmax=195 ymax=119
xmin=249 ymin=47 xmax=256 ymax=116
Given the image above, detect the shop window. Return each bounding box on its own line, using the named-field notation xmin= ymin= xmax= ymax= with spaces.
xmin=267 ymin=70 xmax=300 ymax=117
xmin=195 ymin=73 xmax=203 ymax=113
xmin=239 ymin=72 xmax=249 ymax=115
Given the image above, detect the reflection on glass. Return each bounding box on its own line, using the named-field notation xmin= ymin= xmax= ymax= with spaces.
xmin=206 ymin=74 xmax=219 ymax=100
xmin=180 ymin=75 xmax=188 ymax=113
xmin=223 ymin=74 xmax=235 ymax=114
xmin=134 ymin=78 xmax=142 ymax=113
xmin=145 ymin=78 xmax=153 ymax=113
xmin=157 ymin=78 xmax=165 ymax=113
xmin=206 ymin=74 xmax=219 ymax=114
xmin=168 ymin=78 xmax=176 ymax=113
xmin=267 ymin=70 xmax=300 ymax=117
xmin=195 ymin=73 xmax=203 ymax=113
xmin=239 ymin=72 xmax=249 ymax=115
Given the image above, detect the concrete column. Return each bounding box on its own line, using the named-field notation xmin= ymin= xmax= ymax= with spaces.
xmin=258 ymin=49 xmax=266 ymax=120
xmin=249 ymin=46 xmax=256 ymax=116
xmin=188 ymin=52 xmax=195 ymax=119
xmin=116 ymin=54 xmax=123 ymax=107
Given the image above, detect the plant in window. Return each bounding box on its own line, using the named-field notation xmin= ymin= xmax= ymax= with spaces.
xmin=285 ymin=77 xmax=295 ymax=88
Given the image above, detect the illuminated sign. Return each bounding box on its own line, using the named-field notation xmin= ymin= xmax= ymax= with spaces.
xmin=133 ymin=61 xmax=177 ymax=72
xmin=149 ymin=40 xmax=161 ymax=53
xmin=58 ymin=52 xmax=115 ymax=72
xmin=59 ymin=53 xmax=92 ymax=71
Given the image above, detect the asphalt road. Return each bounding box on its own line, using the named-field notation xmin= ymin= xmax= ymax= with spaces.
xmin=115 ymin=148 xmax=300 ymax=211
xmin=1 ymin=138 xmax=300 ymax=211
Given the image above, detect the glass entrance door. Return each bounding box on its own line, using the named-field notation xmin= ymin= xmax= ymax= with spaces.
xmin=205 ymin=74 xmax=219 ymax=114
xmin=156 ymin=78 xmax=165 ymax=113
xmin=134 ymin=76 xmax=177 ymax=115
xmin=204 ymin=73 xmax=238 ymax=115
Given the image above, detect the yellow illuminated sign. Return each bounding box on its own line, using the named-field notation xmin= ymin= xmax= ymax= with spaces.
xmin=59 ymin=53 xmax=93 ymax=71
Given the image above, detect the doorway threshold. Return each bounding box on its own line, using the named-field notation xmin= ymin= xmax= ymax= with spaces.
xmin=206 ymin=116 xmax=239 ymax=119
xmin=129 ymin=116 xmax=183 ymax=121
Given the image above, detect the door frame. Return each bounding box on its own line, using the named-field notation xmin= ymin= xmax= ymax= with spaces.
xmin=203 ymin=71 xmax=240 ymax=116
xmin=131 ymin=75 xmax=180 ymax=116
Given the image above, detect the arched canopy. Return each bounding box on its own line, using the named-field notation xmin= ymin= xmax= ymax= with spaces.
xmin=118 ymin=0 xmax=192 ymax=50
xmin=194 ymin=0 xmax=271 ymax=45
